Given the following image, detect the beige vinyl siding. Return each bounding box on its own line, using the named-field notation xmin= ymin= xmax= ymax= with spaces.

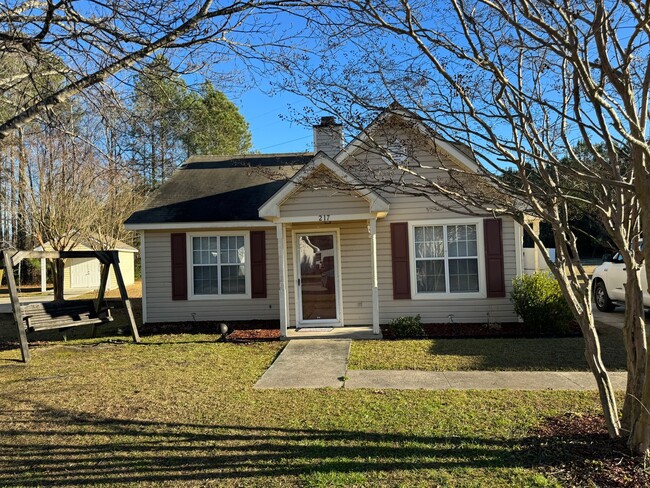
xmin=343 ymin=121 xmax=518 ymax=323
xmin=280 ymin=188 xmax=370 ymax=219
xmin=343 ymin=118 xmax=469 ymax=186
xmin=286 ymin=221 xmax=373 ymax=327
xmin=376 ymin=212 xmax=518 ymax=323
xmin=143 ymin=228 xmax=279 ymax=323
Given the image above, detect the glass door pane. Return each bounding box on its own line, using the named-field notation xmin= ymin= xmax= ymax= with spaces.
xmin=299 ymin=234 xmax=337 ymax=321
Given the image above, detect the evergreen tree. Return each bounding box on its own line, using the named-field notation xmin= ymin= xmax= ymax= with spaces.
xmin=128 ymin=57 xmax=252 ymax=189
xmin=129 ymin=56 xmax=190 ymax=188
xmin=182 ymin=82 xmax=252 ymax=156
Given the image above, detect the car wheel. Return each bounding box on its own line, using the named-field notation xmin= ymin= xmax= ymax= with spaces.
xmin=594 ymin=281 xmax=616 ymax=312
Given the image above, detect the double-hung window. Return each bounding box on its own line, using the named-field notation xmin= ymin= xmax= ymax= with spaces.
xmin=412 ymin=222 xmax=481 ymax=296
xmin=190 ymin=233 xmax=249 ymax=298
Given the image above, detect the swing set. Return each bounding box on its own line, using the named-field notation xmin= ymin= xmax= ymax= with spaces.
xmin=1 ymin=249 xmax=141 ymax=363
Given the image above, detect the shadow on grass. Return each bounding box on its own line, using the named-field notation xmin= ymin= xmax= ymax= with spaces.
xmin=426 ymin=327 xmax=627 ymax=371
xmin=0 ymin=402 xmax=560 ymax=486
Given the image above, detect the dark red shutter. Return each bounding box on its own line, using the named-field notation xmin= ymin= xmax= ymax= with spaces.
xmin=250 ymin=231 xmax=267 ymax=298
xmin=391 ymin=222 xmax=411 ymax=299
xmin=484 ymin=218 xmax=506 ymax=298
xmin=171 ymin=233 xmax=188 ymax=300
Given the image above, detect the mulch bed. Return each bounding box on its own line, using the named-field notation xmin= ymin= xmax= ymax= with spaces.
xmin=380 ymin=321 xmax=582 ymax=340
xmin=140 ymin=320 xmax=279 ymax=337
xmin=225 ymin=328 xmax=281 ymax=343
xmin=141 ymin=320 xmax=281 ymax=343
xmin=531 ymin=413 xmax=650 ymax=487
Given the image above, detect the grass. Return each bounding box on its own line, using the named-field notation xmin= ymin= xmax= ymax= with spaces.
xmin=349 ymin=327 xmax=627 ymax=372
xmin=0 ymin=305 xmax=627 ymax=486
xmin=74 ymin=280 xmax=143 ymax=299
xmin=1 ymin=334 xmax=610 ymax=487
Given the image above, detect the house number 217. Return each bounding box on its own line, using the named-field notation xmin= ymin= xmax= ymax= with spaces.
xmin=318 ymin=214 xmax=331 ymax=222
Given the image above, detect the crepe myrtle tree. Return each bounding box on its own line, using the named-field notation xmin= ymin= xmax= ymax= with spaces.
xmin=277 ymin=0 xmax=650 ymax=452
xmin=0 ymin=0 xmax=321 ymax=139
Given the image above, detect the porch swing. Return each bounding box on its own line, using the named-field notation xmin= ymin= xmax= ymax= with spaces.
xmin=1 ymin=249 xmax=141 ymax=363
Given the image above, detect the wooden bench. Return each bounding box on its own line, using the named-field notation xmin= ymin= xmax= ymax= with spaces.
xmin=20 ymin=300 xmax=113 ymax=332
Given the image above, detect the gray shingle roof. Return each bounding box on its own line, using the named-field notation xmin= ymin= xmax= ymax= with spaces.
xmin=125 ymin=153 xmax=313 ymax=225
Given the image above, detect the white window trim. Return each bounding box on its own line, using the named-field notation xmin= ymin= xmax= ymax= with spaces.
xmin=186 ymin=231 xmax=251 ymax=300
xmin=408 ymin=218 xmax=487 ymax=300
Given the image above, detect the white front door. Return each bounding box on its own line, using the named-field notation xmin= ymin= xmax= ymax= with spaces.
xmin=297 ymin=232 xmax=341 ymax=325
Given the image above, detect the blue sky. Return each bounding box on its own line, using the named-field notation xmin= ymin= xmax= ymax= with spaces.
xmin=234 ymin=89 xmax=314 ymax=154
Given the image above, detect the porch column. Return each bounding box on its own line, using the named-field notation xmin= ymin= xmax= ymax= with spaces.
xmin=276 ymin=223 xmax=289 ymax=337
xmin=369 ymin=218 xmax=380 ymax=334
xmin=532 ymin=219 xmax=541 ymax=272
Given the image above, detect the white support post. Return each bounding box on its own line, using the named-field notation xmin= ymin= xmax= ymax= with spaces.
xmin=369 ymin=218 xmax=380 ymax=334
xmin=140 ymin=231 xmax=148 ymax=325
xmin=40 ymin=257 xmax=46 ymax=292
xmin=276 ymin=223 xmax=289 ymax=337
xmin=514 ymin=222 xmax=523 ymax=276
xmin=533 ymin=219 xmax=541 ymax=272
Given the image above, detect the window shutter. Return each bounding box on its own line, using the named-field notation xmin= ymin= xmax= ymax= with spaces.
xmin=250 ymin=231 xmax=267 ymax=298
xmin=484 ymin=218 xmax=506 ymax=298
xmin=391 ymin=222 xmax=411 ymax=299
xmin=171 ymin=233 xmax=188 ymax=300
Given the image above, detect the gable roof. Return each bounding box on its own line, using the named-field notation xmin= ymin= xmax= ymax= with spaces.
xmin=124 ymin=106 xmax=482 ymax=229
xmin=258 ymin=152 xmax=390 ymax=220
xmin=336 ymin=105 xmax=480 ymax=173
xmin=125 ymin=153 xmax=313 ymax=228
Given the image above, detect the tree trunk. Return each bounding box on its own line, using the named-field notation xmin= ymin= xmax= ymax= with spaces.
xmin=16 ymin=128 xmax=28 ymax=250
xmin=629 ymin=363 xmax=650 ymax=455
xmin=630 ymin=147 xmax=650 ymax=455
xmin=621 ymin=271 xmax=647 ymax=434
xmin=51 ymin=260 xmax=65 ymax=301
xmin=581 ymin=315 xmax=622 ymax=438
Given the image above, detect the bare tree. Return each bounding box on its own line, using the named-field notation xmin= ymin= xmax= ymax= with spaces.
xmin=277 ymin=1 xmax=650 ymax=452
xmin=0 ymin=0 xmax=318 ymax=139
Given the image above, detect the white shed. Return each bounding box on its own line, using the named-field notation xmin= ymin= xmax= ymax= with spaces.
xmin=35 ymin=239 xmax=138 ymax=292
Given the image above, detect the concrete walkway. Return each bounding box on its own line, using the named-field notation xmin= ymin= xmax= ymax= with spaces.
xmin=345 ymin=370 xmax=628 ymax=390
xmin=254 ymin=338 xmax=628 ymax=391
xmin=254 ymin=339 xmax=350 ymax=389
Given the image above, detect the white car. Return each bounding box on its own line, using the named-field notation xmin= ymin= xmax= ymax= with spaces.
xmin=592 ymin=252 xmax=649 ymax=312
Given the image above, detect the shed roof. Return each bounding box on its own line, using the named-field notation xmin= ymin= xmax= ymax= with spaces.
xmin=125 ymin=153 xmax=313 ymax=226
xmin=35 ymin=236 xmax=138 ymax=253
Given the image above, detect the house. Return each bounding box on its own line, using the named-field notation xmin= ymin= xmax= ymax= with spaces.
xmin=125 ymin=107 xmax=525 ymax=336
xmin=35 ymin=238 xmax=138 ymax=292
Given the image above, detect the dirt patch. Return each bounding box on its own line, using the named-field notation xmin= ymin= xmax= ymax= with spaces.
xmin=380 ymin=321 xmax=581 ymax=339
xmin=532 ymin=413 xmax=650 ymax=487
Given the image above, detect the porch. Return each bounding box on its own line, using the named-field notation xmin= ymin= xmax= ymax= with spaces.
xmin=258 ymin=153 xmax=390 ymax=337
xmin=284 ymin=325 xmax=381 ymax=340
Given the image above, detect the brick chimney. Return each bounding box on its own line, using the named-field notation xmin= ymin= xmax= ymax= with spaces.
xmin=313 ymin=116 xmax=343 ymax=158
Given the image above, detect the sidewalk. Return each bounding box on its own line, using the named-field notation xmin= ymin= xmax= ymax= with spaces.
xmin=254 ymin=338 xmax=628 ymax=390
xmin=255 ymin=339 xmax=350 ymax=389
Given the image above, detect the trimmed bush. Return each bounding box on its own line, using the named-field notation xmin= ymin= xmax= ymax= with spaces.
xmin=510 ymin=272 xmax=574 ymax=336
xmin=386 ymin=314 xmax=424 ymax=339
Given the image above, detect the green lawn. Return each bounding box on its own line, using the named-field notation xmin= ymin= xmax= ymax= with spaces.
xmin=349 ymin=327 xmax=626 ymax=372
xmin=0 ymin=331 xmax=615 ymax=487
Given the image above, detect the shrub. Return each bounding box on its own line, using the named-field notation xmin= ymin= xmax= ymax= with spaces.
xmin=510 ymin=272 xmax=574 ymax=336
xmin=387 ymin=315 xmax=424 ymax=338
